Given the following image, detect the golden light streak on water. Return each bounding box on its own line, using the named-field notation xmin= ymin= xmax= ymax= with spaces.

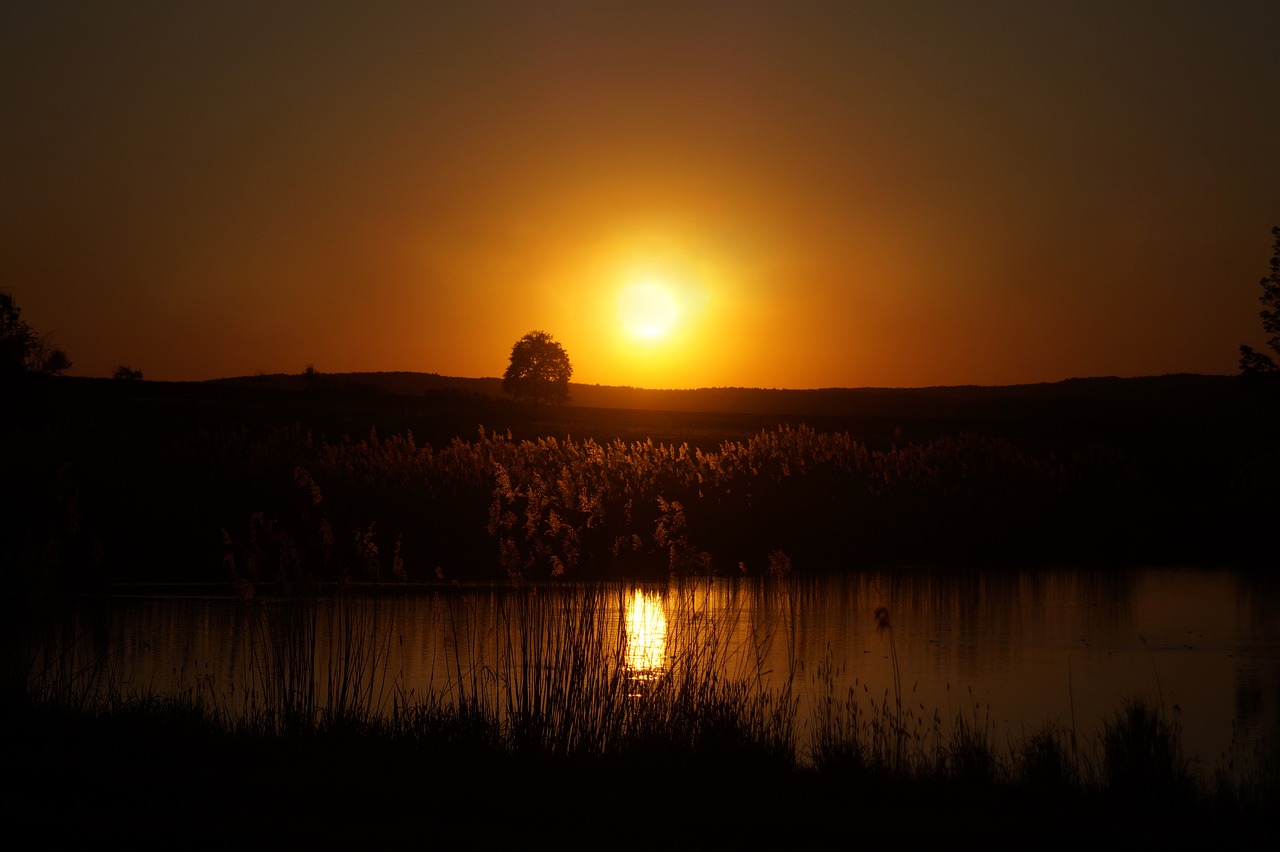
xmin=624 ymin=589 xmax=667 ymax=676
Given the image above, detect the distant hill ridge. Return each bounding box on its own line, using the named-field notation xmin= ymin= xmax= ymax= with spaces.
xmin=211 ymin=371 xmax=1270 ymax=421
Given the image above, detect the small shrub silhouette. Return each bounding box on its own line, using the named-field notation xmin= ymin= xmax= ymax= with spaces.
xmin=1101 ymin=699 xmax=1194 ymax=803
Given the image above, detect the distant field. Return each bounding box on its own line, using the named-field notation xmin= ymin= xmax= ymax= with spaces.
xmin=22 ymin=369 xmax=1280 ymax=448
xmin=211 ymin=368 xmax=1269 ymax=419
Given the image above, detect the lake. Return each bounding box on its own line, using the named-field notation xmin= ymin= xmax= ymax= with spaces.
xmin=27 ymin=567 xmax=1278 ymax=774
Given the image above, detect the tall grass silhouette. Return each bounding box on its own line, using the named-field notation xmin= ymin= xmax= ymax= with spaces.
xmin=9 ymin=421 xmax=1176 ymax=587
xmin=10 ymin=581 xmax=1276 ymax=820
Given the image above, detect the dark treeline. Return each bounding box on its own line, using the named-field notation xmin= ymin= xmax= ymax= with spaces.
xmin=2 ymin=374 xmax=1276 ymax=589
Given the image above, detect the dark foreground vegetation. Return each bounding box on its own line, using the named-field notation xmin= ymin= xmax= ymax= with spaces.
xmin=5 ymin=693 xmax=1272 ymax=847
xmin=2 ymin=372 xmax=1277 ymax=588
xmin=6 ymin=584 xmax=1276 ymax=848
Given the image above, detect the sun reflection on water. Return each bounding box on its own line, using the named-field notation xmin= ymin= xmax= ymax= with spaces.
xmin=624 ymin=589 xmax=667 ymax=679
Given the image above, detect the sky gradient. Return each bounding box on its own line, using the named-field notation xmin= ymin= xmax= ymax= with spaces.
xmin=4 ymin=1 xmax=1279 ymax=389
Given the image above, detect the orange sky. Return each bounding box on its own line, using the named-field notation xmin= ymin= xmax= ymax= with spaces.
xmin=3 ymin=1 xmax=1279 ymax=389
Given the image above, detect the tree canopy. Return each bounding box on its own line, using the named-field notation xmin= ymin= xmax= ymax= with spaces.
xmin=1239 ymin=226 xmax=1280 ymax=375
xmin=1 ymin=291 xmax=71 ymax=378
xmin=502 ymin=331 xmax=572 ymax=408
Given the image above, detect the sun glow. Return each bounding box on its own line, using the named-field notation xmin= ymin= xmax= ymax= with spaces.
xmin=617 ymin=280 xmax=680 ymax=341
xmin=549 ymin=229 xmax=746 ymax=388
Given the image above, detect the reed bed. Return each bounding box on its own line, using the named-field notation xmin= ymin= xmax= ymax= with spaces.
xmin=11 ymin=419 xmax=1244 ymax=588
xmin=387 ymin=583 xmax=798 ymax=767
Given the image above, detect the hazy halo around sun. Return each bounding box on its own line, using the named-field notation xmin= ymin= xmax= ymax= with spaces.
xmin=617 ymin=280 xmax=679 ymax=341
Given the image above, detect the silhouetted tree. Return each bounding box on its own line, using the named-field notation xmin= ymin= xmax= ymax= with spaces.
xmin=1239 ymin=226 xmax=1280 ymax=374
xmin=0 ymin=291 xmax=71 ymax=378
xmin=113 ymin=365 xmax=144 ymax=381
xmin=1 ymin=292 xmax=38 ymax=378
xmin=303 ymin=363 xmax=320 ymax=391
xmin=39 ymin=347 xmax=71 ymax=375
xmin=502 ymin=330 xmax=572 ymax=408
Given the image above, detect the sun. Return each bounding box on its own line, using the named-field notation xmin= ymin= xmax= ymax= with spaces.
xmin=617 ymin=280 xmax=679 ymax=341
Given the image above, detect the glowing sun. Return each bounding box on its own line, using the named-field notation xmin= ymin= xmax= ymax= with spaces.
xmin=617 ymin=280 xmax=679 ymax=341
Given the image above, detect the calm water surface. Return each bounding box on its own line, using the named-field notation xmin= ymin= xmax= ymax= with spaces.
xmin=53 ymin=567 xmax=1279 ymax=770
